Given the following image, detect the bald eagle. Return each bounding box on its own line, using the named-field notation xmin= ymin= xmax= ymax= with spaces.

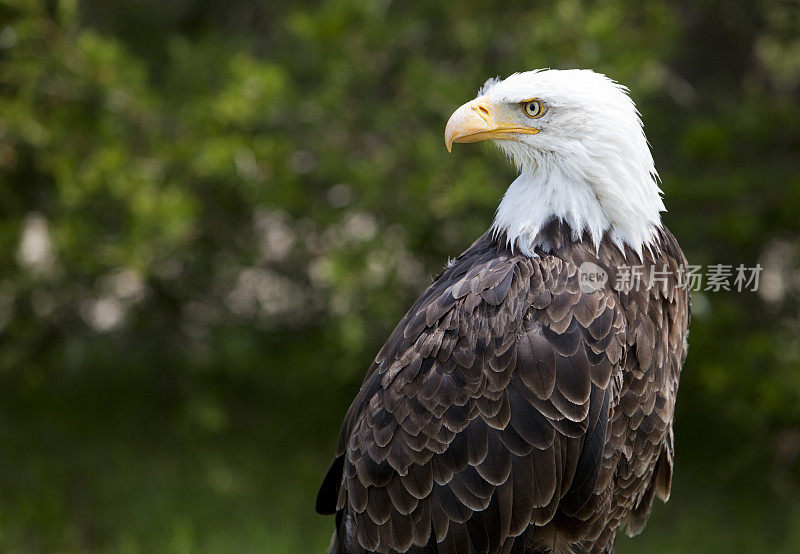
xmin=316 ymin=69 xmax=690 ymax=553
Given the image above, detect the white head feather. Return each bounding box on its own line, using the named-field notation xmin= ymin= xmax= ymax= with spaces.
xmin=476 ymin=69 xmax=665 ymax=257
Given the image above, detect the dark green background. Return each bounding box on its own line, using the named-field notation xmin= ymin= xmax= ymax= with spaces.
xmin=1 ymin=0 xmax=799 ymax=551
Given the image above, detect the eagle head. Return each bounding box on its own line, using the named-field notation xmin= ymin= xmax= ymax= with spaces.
xmin=445 ymin=69 xmax=665 ymax=257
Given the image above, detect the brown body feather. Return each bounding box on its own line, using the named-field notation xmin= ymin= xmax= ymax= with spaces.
xmin=317 ymin=221 xmax=690 ymax=553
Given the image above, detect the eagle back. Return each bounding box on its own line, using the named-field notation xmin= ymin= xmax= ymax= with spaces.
xmin=317 ymin=221 xmax=689 ymax=553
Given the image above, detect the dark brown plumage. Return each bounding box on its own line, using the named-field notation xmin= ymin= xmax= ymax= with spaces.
xmin=317 ymin=221 xmax=690 ymax=553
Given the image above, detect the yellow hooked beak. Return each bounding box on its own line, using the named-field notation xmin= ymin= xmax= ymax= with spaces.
xmin=444 ymin=96 xmax=539 ymax=152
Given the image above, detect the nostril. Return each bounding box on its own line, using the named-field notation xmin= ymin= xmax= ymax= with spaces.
xmin=473 ymin=104 xmax=491 ymax=122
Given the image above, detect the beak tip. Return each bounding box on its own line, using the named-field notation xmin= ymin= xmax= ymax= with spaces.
xmin=444 ymin=96 xmax=495 ymax=153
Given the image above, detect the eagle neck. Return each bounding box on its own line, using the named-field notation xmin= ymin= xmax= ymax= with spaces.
xmin=491 ymin=165 xmax=608 ymax=256
xmin=490 ymin=161 xmax=662 ymax=258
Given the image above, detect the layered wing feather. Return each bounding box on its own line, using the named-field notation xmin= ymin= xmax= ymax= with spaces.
xmin=317 ymin=225 xmax=689 ymax=553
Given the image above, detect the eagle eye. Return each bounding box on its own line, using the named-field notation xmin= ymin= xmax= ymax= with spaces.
xmin=522 ymin=99 xmax=545 ymax=118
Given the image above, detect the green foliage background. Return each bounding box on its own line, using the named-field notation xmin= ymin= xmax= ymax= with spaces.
xmin=1 ymin=0 xmax=799 ymax=552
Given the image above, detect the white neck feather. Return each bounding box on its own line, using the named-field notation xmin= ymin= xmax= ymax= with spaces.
xmin=490 ymin=139 xmax=665 ymax=258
